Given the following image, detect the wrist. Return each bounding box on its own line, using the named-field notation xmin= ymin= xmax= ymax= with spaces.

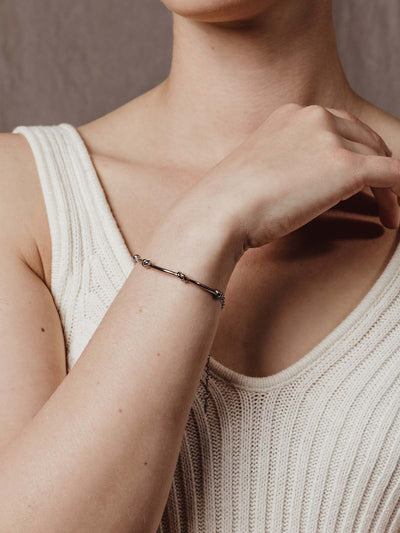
xmin=145 ymin=204 xmax=241 ymax=295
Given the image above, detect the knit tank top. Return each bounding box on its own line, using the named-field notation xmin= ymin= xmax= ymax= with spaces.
xmin=12 ymin=123 xmax=400 ymax=532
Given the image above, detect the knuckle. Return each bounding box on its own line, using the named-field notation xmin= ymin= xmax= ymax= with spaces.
xmin=303 ymin=104 xmax=326 ymax=117
xmin=303 ymin=104 xmax=334 ymax=127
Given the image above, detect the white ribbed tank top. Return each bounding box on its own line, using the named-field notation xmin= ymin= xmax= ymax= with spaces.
xmin=12 ymin=122 xmax=400 ymax=532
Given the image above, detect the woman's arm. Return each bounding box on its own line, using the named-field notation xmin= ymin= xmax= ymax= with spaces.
xmin=2 ymin=102 xmax=399 ymax=533
xmin=0 ymin=157 xmax=239 ymax=533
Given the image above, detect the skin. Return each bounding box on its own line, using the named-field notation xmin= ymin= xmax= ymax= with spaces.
xmin=1 ymin=0 xmax=400 ymax=530
xmin=63 ymin=0 xmax=400 ymax=376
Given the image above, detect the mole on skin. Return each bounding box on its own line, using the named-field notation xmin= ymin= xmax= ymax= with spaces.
xmin=157 ymin=352 xmax=161 ymax=357
xmin=118 ymin=408 xmax=123 ymax=413
xmin=40 ymin=327 xmax=45 ymax=332
xmin=144 ymin=461 xmax=148 ymax=466
xmin=139 ymin=307 xmax=143 ymax=313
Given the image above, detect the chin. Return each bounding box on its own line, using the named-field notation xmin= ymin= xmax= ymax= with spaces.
xmin=160 ymin=0 xmax=280 ymax=23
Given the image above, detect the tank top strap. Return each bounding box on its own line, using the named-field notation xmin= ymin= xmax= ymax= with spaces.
xmin=11 ymin=123 xmax=134 ymax=368
xmin=12 ymin=123 xmax=84 ymax=301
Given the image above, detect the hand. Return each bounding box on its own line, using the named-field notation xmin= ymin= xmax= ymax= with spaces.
xmin=182 ymin=103 xmax=399 ymax=255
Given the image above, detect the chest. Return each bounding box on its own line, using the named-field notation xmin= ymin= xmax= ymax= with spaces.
xmin=38 ymin=155 xmax=400 ymax=378
xmin=212 ymin=218 xmax=400 ymax=378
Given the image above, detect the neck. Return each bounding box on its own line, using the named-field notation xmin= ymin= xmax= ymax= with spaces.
xmin=155 ymin=1 xmax=360 ymax=167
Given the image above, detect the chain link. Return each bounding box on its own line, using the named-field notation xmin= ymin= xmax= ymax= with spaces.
xmin=132 ymin=253 xmax=225 ymax=309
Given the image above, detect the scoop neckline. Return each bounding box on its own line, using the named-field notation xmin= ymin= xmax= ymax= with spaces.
xmin=60 ymin=122 xmax=400 ymax=392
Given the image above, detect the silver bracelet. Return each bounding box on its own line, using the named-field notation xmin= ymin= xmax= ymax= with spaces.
xmin=132 ymin=253 xmax=226 ymax=309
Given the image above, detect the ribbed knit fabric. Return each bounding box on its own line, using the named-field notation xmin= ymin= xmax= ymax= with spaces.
xmin=12 ymin=122 xmax=400 ymax=532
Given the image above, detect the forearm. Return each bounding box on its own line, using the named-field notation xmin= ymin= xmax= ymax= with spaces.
xmin=0 ymin=208 xmax=238 ymax=532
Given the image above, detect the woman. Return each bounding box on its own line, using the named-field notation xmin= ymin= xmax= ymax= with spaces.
xmin=1 ymin=0 xmax=400 ymax=531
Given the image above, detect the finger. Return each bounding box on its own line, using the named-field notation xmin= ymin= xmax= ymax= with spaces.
xmin=340 ymin=140 xmax=400 ymax=227
xmin=356 ymin=154 xmax=400 ymax=195
xmin=370 ymin=187 xmax=400 ymax=228
xmin=341 ymin=138 xmax=377 ymax=156
xmin=326 ymin=108 xmax=392 ymax=157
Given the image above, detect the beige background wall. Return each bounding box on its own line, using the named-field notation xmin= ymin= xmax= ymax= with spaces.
xmin=0 ymin=0 xmax=398 ymax=132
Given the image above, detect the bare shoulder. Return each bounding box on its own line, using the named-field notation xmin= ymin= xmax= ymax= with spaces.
xmin=354 ymin=96 xmax=400 ymax=158
xmin=0 ymin=131 xmax=50 ymax=286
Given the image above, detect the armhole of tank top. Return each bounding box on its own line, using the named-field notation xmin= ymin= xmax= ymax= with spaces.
xmin=12 ymin=124 xmax=70 ymax=306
